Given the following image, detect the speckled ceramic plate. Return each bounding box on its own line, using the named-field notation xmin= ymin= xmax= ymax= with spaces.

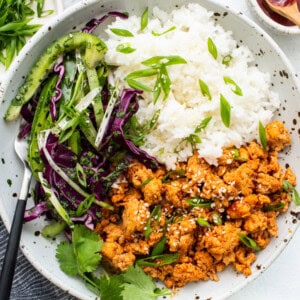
xmin=1 ymin=1 xmax=300 ymax=299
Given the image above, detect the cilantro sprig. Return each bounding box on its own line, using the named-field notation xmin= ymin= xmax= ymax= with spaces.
xmin=56 ymin=225 xmax=103 ymax=276
xmin=56 ymin=225 xmax=171 ymax=300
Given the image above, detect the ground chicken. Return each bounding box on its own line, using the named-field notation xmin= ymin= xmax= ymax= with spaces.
xmin=266 ymin=120 xmax=291 ymax=151
xmin=200 ymin=222 xmax=241 ymax=261
xmin=122 ymin=198 xmax=149 ymax=238
xmin=233 ymin=247 xmax=256 ymax=276
xmin=167 ymin=218 xmax=197 ymax=254
xmin=256 ymin=173 xmax=282 ymax=194
xmin=95 ymin=121 xmax=296 ymax=289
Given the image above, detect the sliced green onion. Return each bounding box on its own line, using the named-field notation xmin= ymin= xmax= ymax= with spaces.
xmin=220 ymin=94 xmax=231 ymax=128
xmin=263 ymin=202 xmax=285 ymax=212
xmin=199 ymin=79 xmax=212 ymax=100
xmin=196 ymin=217 xmax=211 ymax=227
xmin=162 ymin=169 xmax=185 ymax=183
xmin=141 ymin=55 xmax=187 ymax=67
xmin=282 ymin=180 xmax=300 ymax=205
xmin=140 ymin=178 xmax=153 ymax=187
xmin=222 ymin=54 xmax=232 ymax=66
xmin=185 ymin=197 xmax=212 ymax=208
xmin=159 ymin=63 xmax=171 ymax=100
xmin=144 ymin=205 xmax=161 ymax=239
xmin=258 ymin=121 xmax=267 ymax=151
xmin=238 ymin=233 xmax=260 ymax=251
xmin=110 ymin=28 xmax=134 ymax=37
xmin=186 ymin=134 xmax=202 ymax=148
xmin=137 ymin=253 xmax=180 ymax=267
xmin=207 ymin=37 xmax=218 ymax=60
xmin=76 ymin=195 xmax=95 ymax=216
xmin=126 ymin=68 xmax=158 ymax=79
xmin=140 ymin=7 xmax=149 ymax=31
xmin=151 ymin=236 xmax=167 ymax=256
xmin=75 ymin=162 xmax=87 ymax=188
xmin=152 ymin=26 xmax=176 ymax=36
xmin=223 ymin=76 xmax=243 ymax=96
xmin=116 ymin=43 xmax=136 ymax=53
xmin=194 ymin=116 xmax=212 ymax=133
xmin=126 ymin=78 xmax=153 ymax=92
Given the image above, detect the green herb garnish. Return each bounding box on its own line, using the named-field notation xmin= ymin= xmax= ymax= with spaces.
xmin=283 ymin=180 xmax=300 ymax=205
xmin=116 ymin=43 xmax=136 ymax=54
xmin=263 ymin=202 xmax=285 ymax=212
xmin=142 ymin=55 xmax=187 ymax=67
xmin=258 ymin=121 xmax=267 ymax=151
xmin=185 ymin=196 xmax=212 ymax=208
xmin=140 ymin=7 xmax=148 ymax=31
xmin=199 ymin=79 xmax=212 ymax=100
xmin=126 ymin=56 xmax=186 ymax=102
xmin=75 ymin=162 xmax=87 ymax=187
xmin=195 ymin=116 xmax=212 ymax=133
xmin=196 ymin=217 xmax=211 ymax=227
xmin=110 ymin=28 xmax=134 ymax=37
xmin=207 ymin=37 xmax=218 ymax=60
xmin=222 ymin=54 xmax=232 ymax=66
xmin=162 ymin=169 xmax=185 ymax=183
xmin=231 ymin=149 xmax=247 ymax=161
xmin=152 ymin=26 xmax=176 ymax=36
xmin=238 ymin=233 xmax=261 ymax=251
xmin=140 ymin=178 xmax=154 ymax=187
xmin=220 ymin=94 xmax=231 ymax=128
xmin=223 ymin=76 xmax=243 ymax=96
xmin=125 ymin=110 xmax=160 ymax=146
xmin=137 ymin=253 xmax=180 ymax=267
xmin=144 ymin=205 xmax=161 ymax=239
xmin=121 ymin=265 xmax=171 ymax=299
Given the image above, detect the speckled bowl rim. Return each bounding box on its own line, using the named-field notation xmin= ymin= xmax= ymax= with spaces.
xmin=247 ymin=0 xmax=300 ymax=34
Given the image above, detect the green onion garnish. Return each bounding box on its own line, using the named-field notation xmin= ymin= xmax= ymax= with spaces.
xmin=220 ymin=94 xmax=231 ymax=128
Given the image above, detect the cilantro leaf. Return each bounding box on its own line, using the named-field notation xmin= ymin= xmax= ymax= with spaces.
xmin=56 ymin=225 xmax=103 ymax=276
xmin=87 ymin=274 xmax=124 ymax=300
xmin=73 ymin=225 xmax=103 ymax=273
xmin=56 ymin=242 xmax=78 ymax=275
xmin=121 ymin=265 xmax=171 ymax=300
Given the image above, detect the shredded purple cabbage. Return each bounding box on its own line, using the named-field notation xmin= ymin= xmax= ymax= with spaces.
xmin=82 ymin=11 xmax=128 ymax=33
xmin=109 ymin=89 xmax=159 ymax=168
xmin=24 ymin=202 xmax=48 ymax=222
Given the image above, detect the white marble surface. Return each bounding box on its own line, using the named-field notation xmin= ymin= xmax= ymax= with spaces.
xmin=50 ymin=0 xmax=300 ymax=299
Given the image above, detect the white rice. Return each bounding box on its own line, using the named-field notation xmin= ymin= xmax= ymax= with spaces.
xmin=103 ymin=3 xmax=280 ymax=169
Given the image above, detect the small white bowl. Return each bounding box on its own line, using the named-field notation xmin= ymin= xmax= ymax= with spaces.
xmin=247 ymin=0 xmax=300 ymax=34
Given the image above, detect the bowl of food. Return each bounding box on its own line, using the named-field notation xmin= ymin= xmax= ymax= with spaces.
xmin=247 ymin=0 xmax=300 ymax=34
xmin=1 ymin=0 xmax=300 ymax=299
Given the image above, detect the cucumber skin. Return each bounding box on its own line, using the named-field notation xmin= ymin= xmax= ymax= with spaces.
xmin=5 ymin=32 xmax=107 ymax=122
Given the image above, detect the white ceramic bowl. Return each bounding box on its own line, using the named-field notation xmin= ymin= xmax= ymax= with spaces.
xmin=1 ymin=0 xmax=300 ymax=299
xmin=247 ymin=0 xmax=300 ymax=34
